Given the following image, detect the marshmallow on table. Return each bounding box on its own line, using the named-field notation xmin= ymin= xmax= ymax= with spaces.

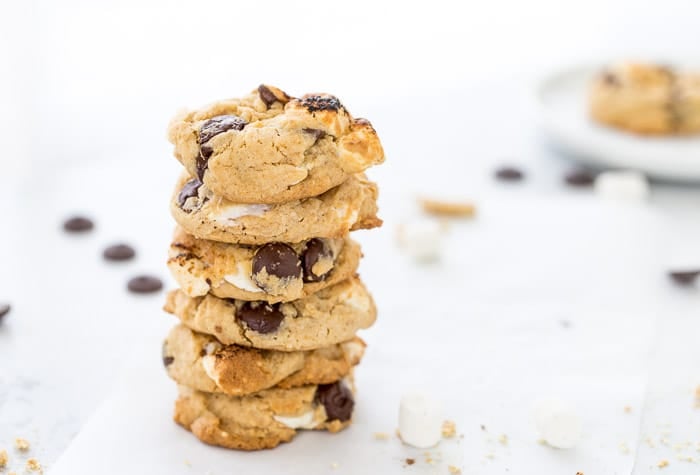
xmin=398 ymin=392 xmax=444 ymax=448
xmin=533 ymin=397 xmax=582 ymax=449
xmin=594 ymin=170 xmax=650 ymax=203
xmin=396 ymin=218 xmax=444 ymax=262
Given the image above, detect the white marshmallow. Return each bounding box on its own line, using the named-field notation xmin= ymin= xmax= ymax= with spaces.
xmin=533 ymin=397 xmax=582 ymax=449
xmin=398 ymin=392 xmax=444 ymax=448
xmin=223 ymin=261 xmax=263 ymax=293
xmin=397 ymin=218 xmax=444 ymax=262
xmin=209 ymin=203 xmax=270 ymax=224
xmin=594 ymin=170 xmax=650 ymax=203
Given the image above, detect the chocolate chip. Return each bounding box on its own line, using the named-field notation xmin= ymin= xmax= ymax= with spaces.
xmin=302 ymin=238 xmax=332 ymax=283
xmin=0 ymin=303 xmax=10 ymax=321
xmin=258 ymin=85 xmax=278 ymax=107
xmin=303 ymin=128 xmax=326 ymax=142
xmin=127 ymin=275 xmax=163 ymax=294
xmin=63 ymin=216 xmax=94 ymax=233
xmin=236 ymin=302 xmax=285 ymax=334
xmin=103 ymin=244 xmax=136 ymax=261
xmin=196 ymin=147 xmax=212 ymax=181
xmin=602 ymin=72 xmax=620 ymax=86
xmin=163 ymin=356 xmax=174 ymax=367
xmin=494 ymin=166 xmax=524 ymax=182
xmin=669 ymin=270 xmax=700 ymax=285
xmin=564 ymin=170 xmax=595 ymax=187
xmin=178 ymin=178 xmax=203 ymax=207
xmin=406 ymin=459 xmax=415 ymax=466
xmin=315 ymin=381 xmax=354 ymax=422
xmin=251 ymin=243 xmax=302 ymax=288
xmin=199 ymin=115 xmax=247 ymax=145
xmin=301 ymin=95 xmax=343 ymax=113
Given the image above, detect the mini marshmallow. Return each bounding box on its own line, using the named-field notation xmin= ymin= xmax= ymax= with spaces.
xmin=533 ymin=397 xmax=582 ymax=449
xmin=398 ymin=392 xmax=444 ymax=448
xmin=396 ymin=218 xmax=444 ymax=262
xmin=594 ymin=170 xmax=650 ymax=203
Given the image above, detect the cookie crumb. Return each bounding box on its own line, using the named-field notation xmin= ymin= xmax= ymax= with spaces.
xmin=0 ymin=449 xmax=7 ymax=468
xmin=420 ymin=198 xmax=476 ymax=218
xmin=448 ymin=465 xmax=462 ymax=474
xmin=442 ymin=420 xmax=457 ymax=438
xmin=184 ymin=459 xmax=191 ymax=467
xmin=330 ymin=462 xmax=340 ymax=469
xmin=406 ymin=458 xmax=415 ymax=465
xmin=619 ymin=442 xmax=630 ymax=454
xmin=624 ymin=405 xmax=632 ymax=413
xmin=694 ymin=386 xmax=700 ymax=408
xmin=498 ymin=434 xmax=509 ymax=445
xmin=677 ymin=455 xmax=695 ymax=463
xmin=658 ymin=460 xmax=669 ymax=468
xmin=14 ymin=438 xmax=29 ymax=452
xmin=26 ymin=458 xmax=42 ymax=473
xmin=373 ymin=431 xmax=390 ymax=440
xmin=576 ymin=472 xmax=584 ymax=475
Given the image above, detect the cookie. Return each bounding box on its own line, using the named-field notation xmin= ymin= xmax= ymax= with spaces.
xmin=171 ymin=172 xmax=381 ymax=245
xmin=167 ymin=85 xmax=385 ymax=204
xmin=174 ymin=377 xmax=355 ymax=450
xmin=590 ymin=62 xmax=700 ymax=135
xmin=163 ymin=324 xmax=365 ymax=396
xmin=167 ymin=228 xmax=362 ymax=302
xmin=164 ymin=277 xmax=376 ymax=351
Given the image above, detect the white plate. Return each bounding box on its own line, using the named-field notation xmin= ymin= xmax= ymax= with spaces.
xmin=537 ymin=65 xmax=700 ymax=182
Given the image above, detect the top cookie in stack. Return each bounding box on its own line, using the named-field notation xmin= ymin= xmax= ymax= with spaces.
xmin=162 ymin=85 xmax=385 ymax=450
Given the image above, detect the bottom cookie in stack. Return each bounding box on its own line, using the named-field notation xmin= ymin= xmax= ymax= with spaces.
xmin=174 ymin=377 xmax=355 ymax=450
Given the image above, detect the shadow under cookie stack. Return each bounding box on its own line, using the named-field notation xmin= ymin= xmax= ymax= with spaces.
xmin=161 ymin=85 xmax=385 ymax=450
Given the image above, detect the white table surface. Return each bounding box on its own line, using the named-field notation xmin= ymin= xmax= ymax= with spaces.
xmin=1 ymin=85 xmax=700 ymax=474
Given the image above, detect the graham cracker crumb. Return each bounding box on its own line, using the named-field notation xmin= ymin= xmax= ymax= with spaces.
xmin=658 ymin=460 xmax=669 ymax=468
xmin=406 ymin=458 xmax=415 ymax=466
xmin=26 ymin=458 xmax=42 ymax=473
xmin=0 ymin=449 xmax=7 ymax=468
xmin=373 ymin=431 xmax=390 ymax=440
xmin=420 ymin=198 xmax=476 ymax=218
xmin=442 ymin=420 xmax=457 ymax=438
xmin=498 ymin=434 xmax=509 ymax=445
xmin=448 ymin=465 xmax=462 ymax=474
xmin=14 ymin=438 xmax=29 ymax=452
xmin=537 ymin=438 xmax=547 ymax=445
xmin=624 ymin=405 xmax=632 ymax=413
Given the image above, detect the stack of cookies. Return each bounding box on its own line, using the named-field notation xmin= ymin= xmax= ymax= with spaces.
xmin=161 ymin=85 xmax=385 ymax=450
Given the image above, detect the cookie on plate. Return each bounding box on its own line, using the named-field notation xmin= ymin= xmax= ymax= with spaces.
xmin=174 ymin=378 xmax=355 ymax=450
xmin=172 ymin=172 xmax=381 ymax=245
xmin=164 ymin=277 xmax=376 ymax=351
xmin=167 ymin=85 xmax=384 ymax=204
xmin=167 ymin=228 xmax=361 ymax=302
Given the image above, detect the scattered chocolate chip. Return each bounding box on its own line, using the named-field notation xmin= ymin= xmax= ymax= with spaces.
xmin=302 ymin=128 xmax=326 ymax=142
xmin=406 ymin=459 xmax=415 ymax=466
xmin=301 ymin=95 xmax=343 ymax=113
xmin=103 ymin=243 xmax=136 ymax=261
xmin=494 ymin=166 xmax=524 ymax=182
xmin=0 ymin=303 xmax=10 ymax=321
xmin=669 ymin=270 xmax=700 ymax=285
xmin=565 ymin=170 xmax=595 ymax=187
xmin=258 ymin=85 xmax=278 ymax=107
xmin=315 ymin=381 xmax=354 ymax=422
xmin=199 ymin=115 xmax=247 ymax=144
xmin=178 ymin=178 xmax=203 ymax=207
xmin=63 ymin=216 xmax=94 ymax=233
xmin=163 ymin=356 xmax=174 ymax=367
xmin=127 ymin=275 xmax=163 ymax=294
xmin=302 ymin=238 xmax=332 ymax=282
xmin=236 ymin=302 xmax=285 ymax=334
xmin=252 ymin=243 xmax=302 ymax=288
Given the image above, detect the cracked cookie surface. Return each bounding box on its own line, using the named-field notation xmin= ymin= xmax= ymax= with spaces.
xmin=167 ymin=85 xmax=385 ymax=204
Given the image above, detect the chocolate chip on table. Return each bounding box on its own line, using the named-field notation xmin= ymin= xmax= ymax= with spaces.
xmin=302 ymin=238 xmax=332 ymax=283
xmin=315 ymin=381 xmax=354 ymax=422
xmin=236 ymin=302 xmax=285 ymax=334
xmin=494 ymin=166 xmax=524 ymax=182
xmin=63 ymin=216 xmax=94 ymax=233
xmin=0 ymin=303 xmax=10 ymax=321
xmin=103 ymin=244 xmax=136 ymax=261
xmin=127 ymin=275 xmax=163 ymax=294
xmin=564 ymin=170 xmax=595 ymax=187
xmin=669 ymin=270 xmax=700 ymax=285
xmin=252 ymin=243 xmax=302 ymax=285
xmin=177 ymin=178 xmax=203 ymax=207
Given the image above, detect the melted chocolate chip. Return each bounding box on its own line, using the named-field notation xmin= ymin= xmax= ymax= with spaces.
xmin=199 ymin=115 xmax=247 ymax=144
xmin=236 ymin=302 xmax=285 ymax=334
xmin=163 ymin=356 xmax=174 ymax=367
xmin=127 ymin=275 xmax=163 ymax=294
xmin=103 ymin=244 xmax=136 ymax=261
xmin=303 ymin=128 xmax=327 ymax=142
xmin=494 ymin=166 xmax=524 ymax=182
xmin=315 ymin=381 xmax=354 ymax=422
xmin=0 ymin=303 xmax=10 ymax=321
xmin=669 ymin=270 xmax=700 ymax=285
xmin=178 ymin=178 xmax=203 ymax=207
xmin=252 ymin=243 xmax=302 ymax=284
xmin=63 ymin=216 xmax=94 ymax=233
xmin=564 ymin=170 xmax=595 ymax=187
xmin=302 ymin=238 xmax=332 ymax=283
xmin=258 ymin=85 xmax=278 ymax=107
xmin=301 ymin=95 xmax=343 ymax=113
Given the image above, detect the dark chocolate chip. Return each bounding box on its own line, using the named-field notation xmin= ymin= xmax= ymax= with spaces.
xmin=252 ymin=243 xmax=302 ymax=281
xmin=303 ymin=128 xmax=327 ymax=142
xmin=406 ymin=459 xmax=415 ymax=466
xmin=354 ymin=118 xmax=371 ymax=126
xmin=63 ymin=216 xmax=94 ymax=233
xmin=669 ymin=270 xmax=700 ymax=285
xmin=258 ymin=85 xmax=278 ymax=107
xmin=199 ymin=115 xmax=247 ymax=144
xmin=0 ymin=303 xmax=10 ymax=321
xmin=602 ymin=72 xmax=620 ymax=86
xmin=163 ymin=356 xmax=174 ymax=367
xmin=302 ymin=238 xmax=332 ymax=283
xmin=127 ymin=275 xmax=163 ymax=294
xmin=494 ymin=166 xmax=524 ymax=182
xmin=564 ymin=170 xmax=595 ymax=187
xmin=103 ymin=243 xmax=136 ymax=261
xmin=315 ymin=381 xmax=354 ymax=422
xmin=236 ymin=302 xmax=285 ymax=334
xmin=178 ymin=178 xmax=203 ymax=207
xmin=301 ymin=95 xmax=343 ymax=113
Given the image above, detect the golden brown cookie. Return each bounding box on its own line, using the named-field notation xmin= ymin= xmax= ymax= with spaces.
xmin=167 ymin=85 xmax=384 ymax=204
xmin=164 ymin=277 xmax=376 ymax=351
xmin=174 ymin=378 xmax=355 ymax=450
xmin=163 ymin=324 xmax=365 ymax=396
xmin=171 ymin=172 xmax=381 ymax=245
xmin=167 ymin=228 xmax=362 ymax=302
